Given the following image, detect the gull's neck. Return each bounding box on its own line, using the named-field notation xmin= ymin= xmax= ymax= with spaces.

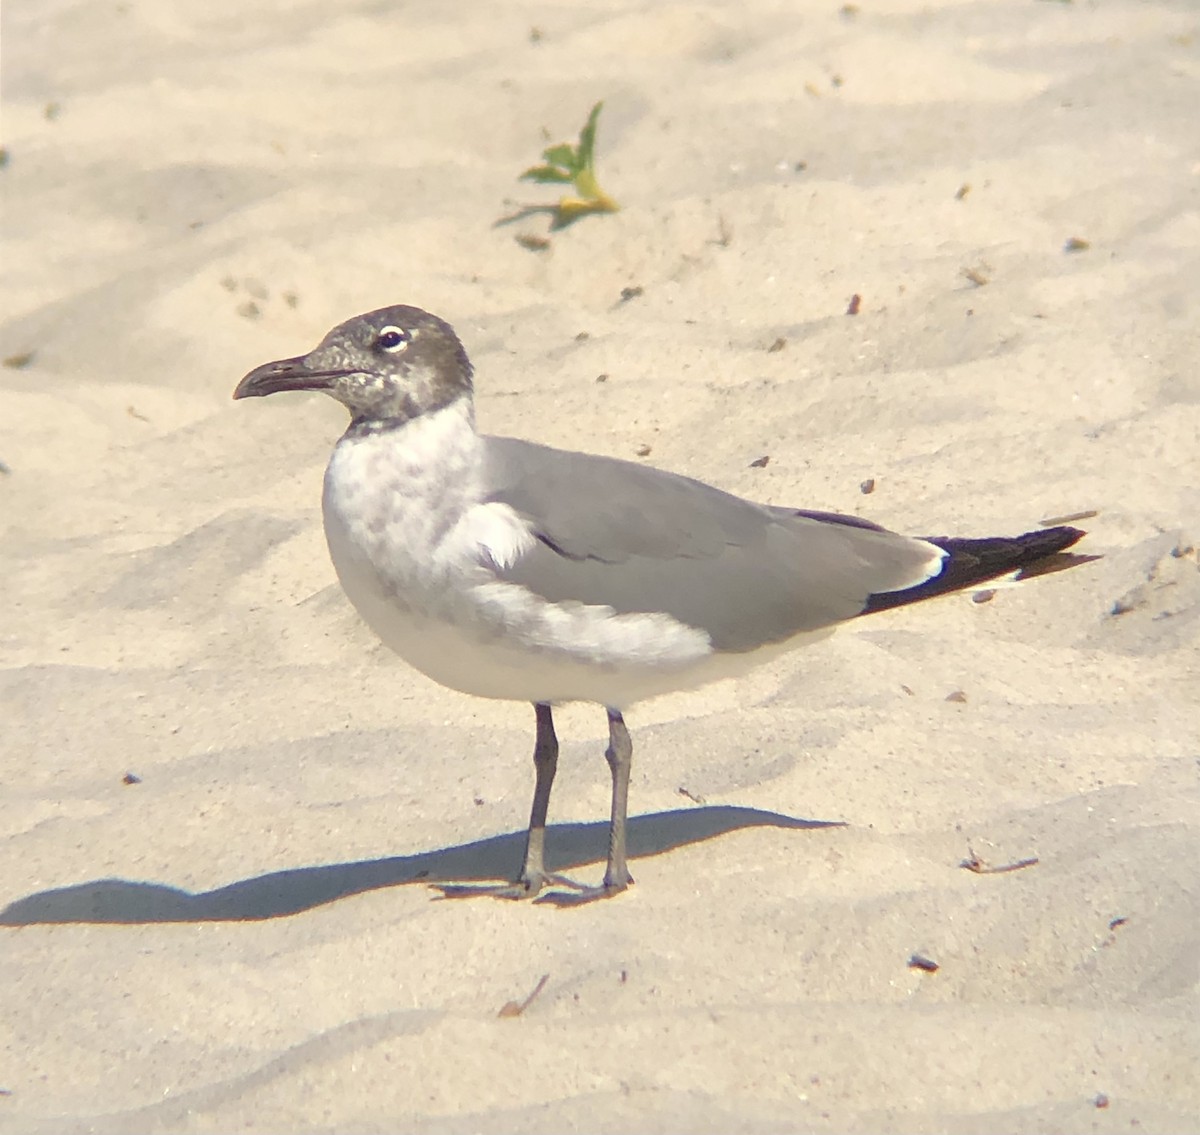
xmin=323 ymin=393 xmax=489 ymax=595
xmin=329 ymin=394 xmax=484 ymax=518
xmin=343 ymin=390 xmax=477 ymax=441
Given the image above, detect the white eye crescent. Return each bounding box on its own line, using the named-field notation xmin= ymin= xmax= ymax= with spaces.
xmin=376 ymin=326 xmax=411 ymax=352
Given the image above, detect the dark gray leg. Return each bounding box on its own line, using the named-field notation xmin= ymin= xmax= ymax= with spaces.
xmin=602 ymin=708 xmax=634 ymax=892
xmin=433 ymin=702 xmax=575 ymax=900
xmin=515 ymin=702 xmax=558 ymax=890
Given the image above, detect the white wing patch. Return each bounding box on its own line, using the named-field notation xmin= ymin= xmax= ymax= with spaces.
xmin=454 ymin=501 xmax=537 ymax=572
xmin=469 ymin=579 xmax=713 ymax=669
xmin=909 ymin=539 xmax=949 ymax=588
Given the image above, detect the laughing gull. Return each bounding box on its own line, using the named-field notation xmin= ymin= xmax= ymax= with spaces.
xmin=234 ymin=305 xmax=1085 ymax=902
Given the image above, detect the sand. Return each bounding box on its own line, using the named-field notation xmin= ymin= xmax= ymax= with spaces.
xmin=2 ymin=0 xmax=1198 ymax=1131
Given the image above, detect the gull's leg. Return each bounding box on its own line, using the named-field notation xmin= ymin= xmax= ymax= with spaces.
xmin=434 ymin=702 xmax=579 ymax=900
xmin=515 ymin=701 xmax=559 ymax=891
xmin=537 ymin=706 xmax=635 ymax=906
xmin=601 ymin=708 xmax=634 ymax=892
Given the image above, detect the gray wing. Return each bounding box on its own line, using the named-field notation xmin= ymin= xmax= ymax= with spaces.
xmin=481 ymin=437 xmax=941 ymax=653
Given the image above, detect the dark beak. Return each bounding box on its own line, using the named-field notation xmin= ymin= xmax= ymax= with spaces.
xmin=233 ymin=356 xmax=352 ymax=400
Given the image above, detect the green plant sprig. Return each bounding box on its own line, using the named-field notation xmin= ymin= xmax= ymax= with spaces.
xmin=519 ymin=101 xmax=619 ymax=229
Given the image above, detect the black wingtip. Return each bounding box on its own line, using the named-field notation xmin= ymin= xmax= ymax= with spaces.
xmin=862 ymin=524 xmax=1089 ymax=615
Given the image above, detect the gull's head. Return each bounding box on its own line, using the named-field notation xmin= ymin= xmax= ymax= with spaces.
xmin=233 ymin=305 xmax=473 ymax=426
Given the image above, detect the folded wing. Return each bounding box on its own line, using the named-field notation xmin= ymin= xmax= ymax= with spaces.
xmin=481 ymin=437 xmax=946 ymax=653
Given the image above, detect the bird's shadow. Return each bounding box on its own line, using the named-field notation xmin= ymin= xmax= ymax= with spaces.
xmin=0 ymin=806 xmax=841 ymax=925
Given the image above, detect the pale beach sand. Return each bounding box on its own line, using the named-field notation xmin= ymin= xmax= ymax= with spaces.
xmin=2 ymin=1 xmax=1198 ymax=1131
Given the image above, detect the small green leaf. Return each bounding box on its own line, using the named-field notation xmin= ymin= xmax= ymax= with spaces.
xmin=520 ymin=165 xmax=575 ymax=184
xmin=540 ymin=143 xmax=578 ymax=170
xmin=576 ymin=101 xmax=604 ymax=171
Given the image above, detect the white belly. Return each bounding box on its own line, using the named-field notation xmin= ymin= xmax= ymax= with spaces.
xmin=324 ymin=528 xmax=827 ymax=705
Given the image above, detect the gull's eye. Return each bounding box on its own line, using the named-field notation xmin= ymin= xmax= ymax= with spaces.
xmin=376 ymin=326 xmax=411 ymax=353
